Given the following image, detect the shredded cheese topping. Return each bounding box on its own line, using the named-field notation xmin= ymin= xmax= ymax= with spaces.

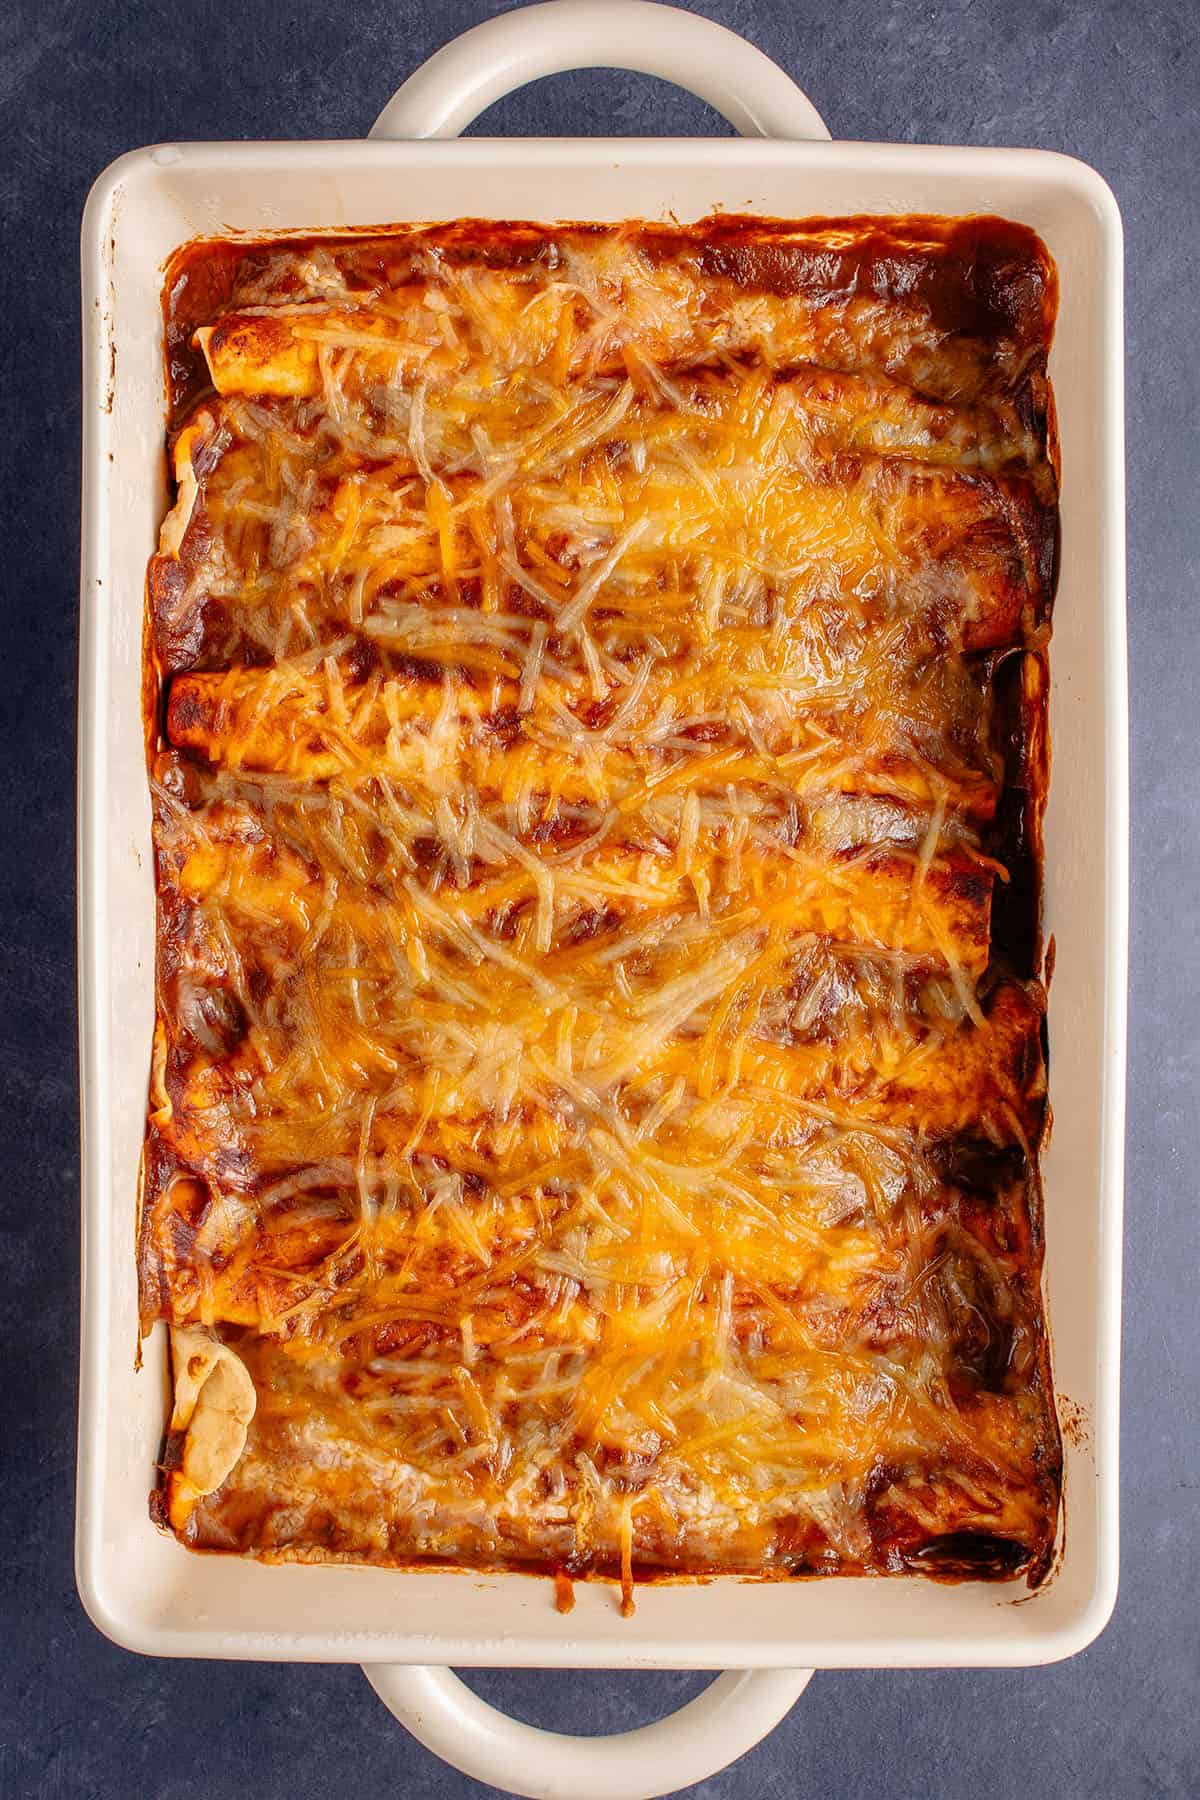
xmin=144 ymin=217 xmax=1060 ymax=1589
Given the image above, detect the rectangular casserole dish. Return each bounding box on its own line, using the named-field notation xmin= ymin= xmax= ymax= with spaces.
xmin=77 ymin=0 xmax=1126 ymax=1676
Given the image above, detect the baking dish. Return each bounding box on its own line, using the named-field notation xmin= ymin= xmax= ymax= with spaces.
xmin=77 ymin=3 xmax=1127 ymax=1793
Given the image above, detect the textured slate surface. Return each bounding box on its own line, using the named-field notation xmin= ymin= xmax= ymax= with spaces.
xmin=1 ymin=1 xmax=1197 ymax=1794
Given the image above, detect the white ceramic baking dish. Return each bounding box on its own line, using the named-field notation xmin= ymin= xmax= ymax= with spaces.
xmin=77 ymin=4 xmax=1128 ymax=1794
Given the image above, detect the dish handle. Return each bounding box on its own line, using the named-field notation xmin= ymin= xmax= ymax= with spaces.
xmin=363 ymin=1663 xmax=814 ymax=1800
xmin=368 ymin=0 xmax=830 ymax=141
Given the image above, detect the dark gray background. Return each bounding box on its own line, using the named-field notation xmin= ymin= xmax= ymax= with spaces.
xmin=2 ymin=1 xmax=1196 ymax=1794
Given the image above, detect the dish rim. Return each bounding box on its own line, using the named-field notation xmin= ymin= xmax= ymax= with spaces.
xmin=77 ymin=130 xmax=1127 ymax=1672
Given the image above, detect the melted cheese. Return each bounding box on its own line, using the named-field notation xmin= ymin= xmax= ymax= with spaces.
xmin=143 ymin=217 xmax=1060 ymax=1589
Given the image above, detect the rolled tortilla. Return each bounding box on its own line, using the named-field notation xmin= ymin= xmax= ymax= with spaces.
xmin=165 ymin=1327 xmax=257 ymax=1531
